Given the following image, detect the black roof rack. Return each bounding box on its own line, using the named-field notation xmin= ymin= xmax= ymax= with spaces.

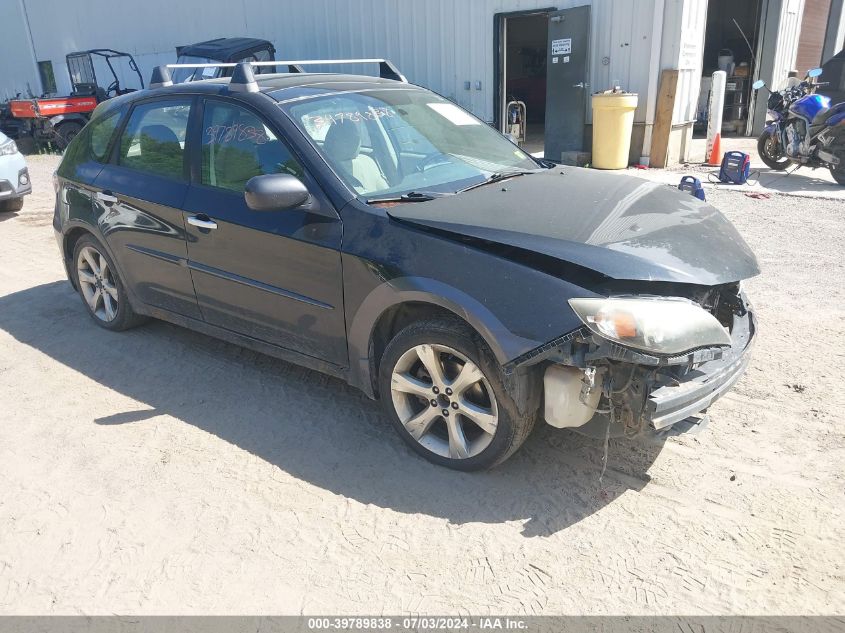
xmin=228 ymin=63 xmax=259 ymax=93
xmin=156 ymin=58 xmax=407 ymax=91
xmin=149 ymin=65 xmax=173 ymax=89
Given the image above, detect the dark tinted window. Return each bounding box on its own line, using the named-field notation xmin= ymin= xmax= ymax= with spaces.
xmin=90 ymin=111 xmax=121 ymax=161
xmin=119 ymin=99 xmax=191 ymax=180
xmin=201 ymin=100 xmax=303 ymax=192
xmin=58 ymin=109 xmax=122 ymax=176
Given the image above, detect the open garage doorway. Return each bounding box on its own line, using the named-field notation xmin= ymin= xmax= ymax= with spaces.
xmin=697 ymin=0 xmax=764 ymax=138
xmin=495 ymin=10 xmax=551 ymax=155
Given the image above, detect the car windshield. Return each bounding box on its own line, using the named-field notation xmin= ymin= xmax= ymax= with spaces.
xmin=172 ymin=56 xmax=220 ymax=83
xmin=279 ymin=87 xmax=540 ymax=199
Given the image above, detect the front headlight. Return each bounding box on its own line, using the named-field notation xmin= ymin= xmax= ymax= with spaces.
xmin=0 ymin=140 xmax=18 ymax=156
xmin=569 ymin=297 xmax=732 ymax=355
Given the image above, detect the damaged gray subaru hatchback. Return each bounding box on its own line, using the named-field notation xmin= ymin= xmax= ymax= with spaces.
xmin=54 ymin=61 xmax=757 ymax=471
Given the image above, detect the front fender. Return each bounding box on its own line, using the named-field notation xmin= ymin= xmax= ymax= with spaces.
xmin=346 ymin=276 xmax=543 ymax=396
xmin=339 ymin=201 xmax=603 ymax=398
xmin=763 ymin=121 xmax=780 ymax=135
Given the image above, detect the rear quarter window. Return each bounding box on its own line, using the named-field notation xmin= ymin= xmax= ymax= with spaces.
xmin=57 ymin=109 xmax=123 ymax=176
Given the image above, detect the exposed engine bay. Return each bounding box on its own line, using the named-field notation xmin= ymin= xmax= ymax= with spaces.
xmin=510 ymin=282 xmax=755 ymax=438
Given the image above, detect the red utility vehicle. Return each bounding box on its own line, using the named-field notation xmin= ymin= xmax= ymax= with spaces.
xmin=4 ymin=49 xmax=143 ymax=148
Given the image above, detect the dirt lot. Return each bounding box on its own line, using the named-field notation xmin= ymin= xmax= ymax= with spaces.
xmin=1 ymin=154 xmax=843 ymax=615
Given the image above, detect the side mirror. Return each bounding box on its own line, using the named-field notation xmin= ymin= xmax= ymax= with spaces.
xmin=752 ymin=79 xmax=766 ymax=90
xmin=808 ymin=67 xmax=823 ymax=78
xmin=244 ymin=174 xmax=310 ymax=211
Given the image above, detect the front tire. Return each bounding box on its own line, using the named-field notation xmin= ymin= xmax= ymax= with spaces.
xmin=758 ymin=130 xmax=792 ymax=171
xmin=72 ymin=235 xmax=145 ymax=331
xmin=378 ymin=318 xmax=539 ymax=471
xmin=0 ymin=197 xmax=24 ymax=213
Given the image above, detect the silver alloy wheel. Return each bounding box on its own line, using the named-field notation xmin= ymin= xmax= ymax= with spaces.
xmin=390 ymin=343 xmax=498 ymax=459
xmin=76 ymin=246 xmax=119 ymax=322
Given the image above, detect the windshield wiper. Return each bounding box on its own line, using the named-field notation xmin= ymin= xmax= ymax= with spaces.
xmin=367 ymin=191 xmax=448 ymax=204
xmin=456 ymin=170 xmax=537 ymax=194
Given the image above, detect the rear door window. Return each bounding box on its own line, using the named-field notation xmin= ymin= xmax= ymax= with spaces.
xmin=118 ymin=99 xmax=192 ymax=180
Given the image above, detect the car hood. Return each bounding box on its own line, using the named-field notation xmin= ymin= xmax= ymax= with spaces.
xmin=387 ymin=168 xmax=760 ymax=286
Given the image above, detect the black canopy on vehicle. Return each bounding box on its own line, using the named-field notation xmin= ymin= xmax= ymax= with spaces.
xmin=175 ymin=38 xmax=275 ymax=62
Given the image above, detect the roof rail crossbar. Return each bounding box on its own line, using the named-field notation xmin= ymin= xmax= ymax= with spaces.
xmin=165 ymin=58 xmax=407 ymax=82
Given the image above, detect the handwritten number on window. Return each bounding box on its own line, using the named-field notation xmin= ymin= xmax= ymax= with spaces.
xmin=205 ymin=123 xmax=269 ymax=145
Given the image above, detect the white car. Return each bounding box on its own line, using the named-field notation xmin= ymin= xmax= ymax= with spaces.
xmin=0 ymin=131 xmax=31 ymax=212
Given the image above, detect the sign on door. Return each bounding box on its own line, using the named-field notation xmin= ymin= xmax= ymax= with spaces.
xmin=551 ymin=38 xmax=572 ymax=55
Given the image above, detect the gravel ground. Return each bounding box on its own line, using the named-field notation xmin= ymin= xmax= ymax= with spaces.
xmin=0 ymin=154 xmax=843 ymax=615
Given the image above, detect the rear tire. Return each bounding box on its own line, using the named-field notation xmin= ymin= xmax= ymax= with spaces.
xmin=55 ymin=121 xmax=83 ymax=149
xmin=72 ymin=235 xmax=146 ymax=331
xmin=830 ymin=150 xmax=845 ymax=185
xmin=758 ymin=131 xmax=792 ymax=171
xmin=378 ymin=317 xmax=539 ymax=471
xmin=15 ymin=137 xmax=36 ymax=155
xmin=0 ymin=197 xmax=24 ymax=212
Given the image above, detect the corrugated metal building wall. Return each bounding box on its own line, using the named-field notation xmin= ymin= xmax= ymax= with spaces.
xmin=6 ymin=1 xmax=696 ymax=121
xmin=663 ymin=0 xmax=709 ymax=125
xmin=0 ymin=1 xmax=42 ymax=101
xmin=655 ymin=0 xmax=708 ymax=162
xmin=749 ymin=0 xmax=806 ymax=133
xmin=0 ymin=0 xmax=806 ymax=158
xmin=773 ymin=0 xmax=807 ymax=88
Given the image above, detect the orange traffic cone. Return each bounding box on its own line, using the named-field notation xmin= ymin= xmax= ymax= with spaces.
xmin=707 ymin=133 xmax=722 ymax=166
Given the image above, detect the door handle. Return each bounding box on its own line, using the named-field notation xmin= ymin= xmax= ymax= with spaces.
xmin=187 ymin=215 xmax=218 ymax=230
xmin=572 ymin=82 xmax=590 ymax=89
xmin=96 ymin=191 xmax=118 ymax=205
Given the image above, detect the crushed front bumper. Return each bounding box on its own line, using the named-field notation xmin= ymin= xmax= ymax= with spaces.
xmin=645 ymin=308 xmax=756 ymax=430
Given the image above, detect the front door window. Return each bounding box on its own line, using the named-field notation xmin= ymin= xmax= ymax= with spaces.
xmin=201 ymin=100 xmax=303 ymax=193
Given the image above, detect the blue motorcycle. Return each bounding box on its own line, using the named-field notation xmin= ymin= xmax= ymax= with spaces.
xmin=753 ymin=68 xmax=845 ymax=184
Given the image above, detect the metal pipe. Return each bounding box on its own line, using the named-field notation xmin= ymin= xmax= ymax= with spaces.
xmin=707 ymin=70 xmax=727 ymax=157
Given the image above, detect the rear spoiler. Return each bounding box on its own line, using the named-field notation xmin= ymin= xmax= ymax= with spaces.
xmin=150 ymin=58 xmax=407 ymax=90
